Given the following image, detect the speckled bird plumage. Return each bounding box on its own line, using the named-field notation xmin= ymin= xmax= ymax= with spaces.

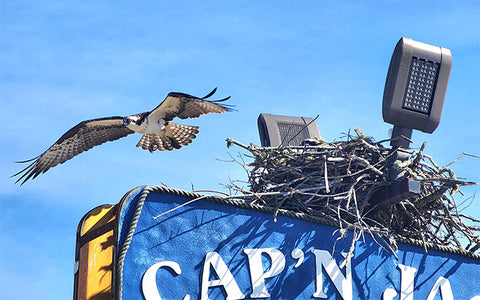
xmin=13 ymin=88 xmax=232 ymax=185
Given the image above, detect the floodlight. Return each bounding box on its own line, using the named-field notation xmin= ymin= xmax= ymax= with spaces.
xmin=383 ymin=37 xmax=452 ymax=149
xmin=257 ymin=113 xmax=321 ymax=147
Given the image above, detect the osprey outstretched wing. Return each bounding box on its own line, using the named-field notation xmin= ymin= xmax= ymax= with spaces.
xmin=13 ymin=88 xmax=232 ymax=185
xmin=150 ymin=88 xmax=232 ymax=121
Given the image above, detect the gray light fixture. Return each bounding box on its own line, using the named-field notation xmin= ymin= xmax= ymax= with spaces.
xmin=257 ymin=113 xmax=321 ymax=147
xmin=369 ymin=37 xmax=452 ymax=204
xmin=383 ymin=37 xmax=452 ymax=150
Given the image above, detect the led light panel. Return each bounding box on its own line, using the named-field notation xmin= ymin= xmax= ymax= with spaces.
xmin=277 ymin=122 xmax=311 ymax=146
xmin=403 ymin=57 xmax=439 ymax=114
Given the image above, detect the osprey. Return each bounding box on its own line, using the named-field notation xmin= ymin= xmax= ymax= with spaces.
xmin=13 ymin=88 xmax=232 ymax=185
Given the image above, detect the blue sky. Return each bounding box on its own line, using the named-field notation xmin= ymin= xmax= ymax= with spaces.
xmin=1 ymin=1 xmax=479 ymax=299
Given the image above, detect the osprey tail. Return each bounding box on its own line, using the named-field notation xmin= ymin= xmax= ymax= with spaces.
xmin=136 ymin=123 xmax=199 ymax=152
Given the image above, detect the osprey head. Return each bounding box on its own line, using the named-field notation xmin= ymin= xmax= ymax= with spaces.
xmin=123 ymin=115 xmax=141 ymax=127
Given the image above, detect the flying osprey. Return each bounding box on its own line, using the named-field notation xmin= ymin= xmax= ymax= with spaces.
xmin=13 ymin=88 xmax=232 ymax=185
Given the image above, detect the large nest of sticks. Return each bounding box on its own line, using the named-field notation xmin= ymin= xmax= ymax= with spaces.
xmin=226 ymin=129 xmax=480 ymax=256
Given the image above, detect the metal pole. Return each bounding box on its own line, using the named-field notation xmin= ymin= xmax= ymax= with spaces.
xmin=388 ymin=125 xmax=413 ymax=181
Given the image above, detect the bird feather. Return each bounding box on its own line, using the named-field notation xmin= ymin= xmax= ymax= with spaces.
xmin=13 ymin=117 xmax=134 ymax=185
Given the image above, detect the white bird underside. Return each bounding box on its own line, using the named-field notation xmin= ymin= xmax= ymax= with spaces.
xmin=135 ymin=123 xmax=199 ymax=152
xmin=13 ymin=88 xmax=232 ymax=185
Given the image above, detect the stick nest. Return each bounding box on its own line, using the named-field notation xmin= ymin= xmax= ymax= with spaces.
xmin=225 ymin=130 xmax=480 ymax=257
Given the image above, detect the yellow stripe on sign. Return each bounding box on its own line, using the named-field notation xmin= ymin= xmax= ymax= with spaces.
xmin=77 ymin=205 xmax=116 ymax=300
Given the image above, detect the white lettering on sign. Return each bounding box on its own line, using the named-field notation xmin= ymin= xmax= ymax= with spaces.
xmin=243 ymin=248 xmax=286 ymax=298
xmin=382 ymin=288 xmax=398 ymax=300
xmin=311 ymin=249 xmax=352 ymax=300
xmin=200 ymin=252 xmax=245 ymax=300
xmin=426 ymin=277 xmax=453 ymax=300
xmin=382 ymin=264 xmax=417 ymax=300
xmin=398 ymin=264 xmax=417 ymax=300
xmin=142 ymin=261 xmax=190 ymax=300
xmin=140 ymin=248 xmax=478 ymax=300
xmin=383 ymin=264 xmax=455 ymax=300
xmin=291 ymin=248 xmax=304 ymax=268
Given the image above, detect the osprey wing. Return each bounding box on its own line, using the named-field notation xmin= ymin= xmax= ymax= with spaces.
xmin=13 ymin=116 xmax=134 ymax=185
xmin=149 ymin=88 xmax=233 ymax=121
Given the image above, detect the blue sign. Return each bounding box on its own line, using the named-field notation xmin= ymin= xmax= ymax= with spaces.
xmin=116 ymin=186 xmax=480 ymax=300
